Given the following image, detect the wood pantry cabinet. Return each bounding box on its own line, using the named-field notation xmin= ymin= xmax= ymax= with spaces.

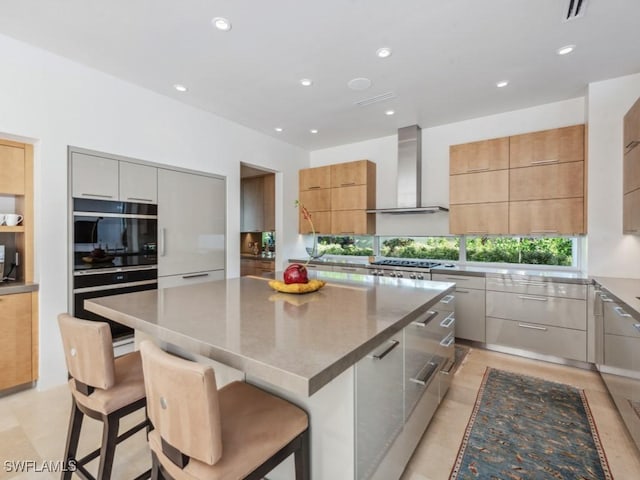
xmin=449 ymin=124 xmax=586 ymax=235
xmin=298 ymin=160 xmax=376 ymax=235
xmin=0 ymin=139 xmax=38 ymax=391
xmin=241 ymin=174 xmax=275 ymax=232
xmin=624 ymin=97 xmax=640 ymax=234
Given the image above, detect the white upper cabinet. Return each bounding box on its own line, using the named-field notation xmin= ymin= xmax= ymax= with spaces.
xmin=72 ymin=152 xmax=119 ymax=200
xmin=119 ymin=161 xmax=158 ymax=204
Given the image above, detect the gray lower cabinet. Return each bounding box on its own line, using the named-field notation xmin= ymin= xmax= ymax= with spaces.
xmin=432 ymin=273 xmax=485 ymax=342
xmin=485 ymin=276 xmax=587 ymax=361
xmin=355 ymin=335 xmax=404 ymax=480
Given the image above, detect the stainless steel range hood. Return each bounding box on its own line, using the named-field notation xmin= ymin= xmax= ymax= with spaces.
xmin=368 ymin=125 xmax=448 ymax=214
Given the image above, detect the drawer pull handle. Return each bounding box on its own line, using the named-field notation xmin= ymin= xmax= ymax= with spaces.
xmin=127 ymin=197 xmax=154 ymax=203
xmin=440 ymin=313 xmax=455 ymax=328
xmin=599 ymin=293 xmax=613 ymax=302
xmin=341 ymin=182 xmax=357 ymax=186
xmin=514 ymin=280 xmax=547 ymax=287
xmin=530 ymin=159 xmax=559 ymax=165
xmin=530 ymin=230 xmax=559 ymax=234
xmin=455 ymin=289 xmax=470 ymax=294
xmin=440 ymin=333 xmax=455 ymax=347
xmin=412 ymin=310 xmax=438 ymax=327
xmin=446 ymin=277 xmax=468 ymax=281
xmin=440 ymin=360 xmax=456 ymax=375
xmin=81 ymin=193 xmax=114 ymax=199
xmin=466 ymin=231 xmax=488 ymax=235
xmin=466 ymin=167 xmax=490 ymax=173
xmin=182 ymin=273 xmax=209 ymax=279
xmin=308 ymin=186 xmax=321 ymax=189
xmin=614 ymin=306 xmax=632 ymax=318
xmin=518 ymin=323 xmax=548 ymax=331
xmin=440 ymin=294 xmax=455 ymax=304
xmin=410 ymin=361 xmax=439 ymax=386
xmin=625 ymin=140 xmax=640 ymax=151
xmin=371 ymin=339 xmax=400 ymax=360
xmin=518 ymin=295 xmax=548 ymax=302
xmin=634 ymin=323 xmax=640 ymax=333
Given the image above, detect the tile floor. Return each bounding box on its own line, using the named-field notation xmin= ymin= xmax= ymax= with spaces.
xmin=1 ymin=347 xmax=639 ymax=479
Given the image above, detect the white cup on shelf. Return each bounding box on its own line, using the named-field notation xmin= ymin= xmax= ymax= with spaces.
xmin=0 ymin=214 xmax=5 ymax=225
xmin=5 ymin=214 xmax=23 ymax=226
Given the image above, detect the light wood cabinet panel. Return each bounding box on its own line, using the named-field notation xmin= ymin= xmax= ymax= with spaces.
xmin=240 ymin=176 xmax=264 ymax=232
xmin=72 ymin=152 xmax=120 ymax=200
xmin=331 ymin=210 xmax=375 ymax=235
xmin=330 ymin=160 xmax=373 ymax=187
xmin=241 ymin=259 xmax=275 ymax=277
xmin=509 ymin=125 xmax=584 ymax=168
xmin=300 ymin=165 xmax=331 ymax=190
xmin=299 ymin=210 xmax=331 ymax=234
xmin=263 ymin=174 xmax=275 ymax=231
xmin=449 ymin=137 xmax=509 ymax=175
xmin=624 ymin=188 xmax=640 ymax=235
xmin=299 ymin=188 xmax=331 ymax=212
xmin=449 ymin=203 xmax=509 ymax=235
xmin=624 ymin=146 xmax=640 ymax=194
xmin=0 ymin=293 xmax=33 ymax=390
xmin=0 ymin=143 xmax=25 ymax=195
xmin=331 ymin=185 xmax=368 ymax=210
xmin=510 ymin=161 xmax=584 ymax=201
xmin=119 ymin=161 xmax=158 ymax=204
xmin=449 ymin=170 xmax=508 ymax=205
xmin=624 ymin=97 xmax=640 ymax=154
xmin=509 ymin=198 xmax=584 ymax=235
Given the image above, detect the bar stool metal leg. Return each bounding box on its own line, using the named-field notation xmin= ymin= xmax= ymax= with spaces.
xmin=62 ymin=400 xmax=83 ymax=480
xmin=97 ymin=415 xmax=120 ymax=480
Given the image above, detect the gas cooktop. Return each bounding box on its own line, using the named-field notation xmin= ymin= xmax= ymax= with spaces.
xmin=370 ymin=259 xmax=442 ymax=269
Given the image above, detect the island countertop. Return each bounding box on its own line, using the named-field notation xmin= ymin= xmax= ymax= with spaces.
xmin=85 ymin=272 xmax=454 ymax=396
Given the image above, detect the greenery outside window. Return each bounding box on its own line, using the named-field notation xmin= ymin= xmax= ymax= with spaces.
xmin=378 ymin=237 xmax=459 ymax=260
xmin=465 ymin=236 xmax=573 ymax=266
xmin=316 ymin=236 xmax=374 ymax=256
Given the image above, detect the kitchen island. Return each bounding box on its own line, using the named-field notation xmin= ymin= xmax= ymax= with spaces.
xmin=85 ymin=271 xmax=455 ymax=480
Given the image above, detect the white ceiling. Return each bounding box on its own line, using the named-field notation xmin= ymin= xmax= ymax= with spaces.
xmin=1 ymin=0 xmax=639 ymax=150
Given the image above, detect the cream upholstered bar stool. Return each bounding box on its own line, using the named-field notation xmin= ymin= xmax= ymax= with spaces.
xmin=57 ymin=313 xmax=151 ymax=480
xmin=139 ymin=340 xmax=310 ymax=480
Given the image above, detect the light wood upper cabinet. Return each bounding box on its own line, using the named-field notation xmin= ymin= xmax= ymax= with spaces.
xmin=624 ymin=97 xmax=640 ymax=154
xmin=623 ymin=188 xmax=640 ymax=235
xmin=263 ymin=174 xmax=275 ymax=232
xmin=300 ymin=165 xmax=331 ymax=190
xmin=0 ymin=142 xmax=25 ymax=195
xmin=449 ymin=137 xmax=509 ymax=175
xmin=299 ymin=210 xmax=331 ymax=234
xmin=119 ymin=161 xmax=158 ymax=204
xmin=330 ymin=160 xmax=373 ymax=187
xmin=0 ymin=292 xmax=33 ymax=391
xmin=331 ymin=185 xmax=369 ymax=210
xmin=624 ymin=146 xmax=640 ymax=194
xmin=299 ymin=188 xmax=331 ymax=212
xmin=449 ymin=203 xmax=509 ymax=235
xmin=509 ymin=125 xmax=584 ymax=168
xmin=331 ymin=210 xmax=374 ymax=236
xmin=509 ymin=198 xmax=584 ymax=235
xmin=241 ymin=176 xmax=263 ymax=232
xmin=449 ymin=170 xmax=509 ymax=205
xmin=510 ymin=161 xmax=584 ymax=201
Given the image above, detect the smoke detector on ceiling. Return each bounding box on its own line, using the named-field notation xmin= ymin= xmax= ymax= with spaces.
xmin=564 ymin=0 xmax=588 ymax=21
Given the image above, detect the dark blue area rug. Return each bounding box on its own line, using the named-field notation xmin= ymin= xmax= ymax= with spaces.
xmin=450 ymin=368 xmax=612 ymax=479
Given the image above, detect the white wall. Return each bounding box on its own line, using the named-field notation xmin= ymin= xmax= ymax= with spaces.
xmin=310 ymin=97 xmax=585 ymax=236
xmin=587 ymin=73 xmax=640 ymax=277
xmin=0 ymin=34 xmax=309 ymax=388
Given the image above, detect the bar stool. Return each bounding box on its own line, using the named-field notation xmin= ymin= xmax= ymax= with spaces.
xmin=138 ymin=341 xmax=310 ymax=480
xmin=57 ymin=313 xmax=151 ymax=480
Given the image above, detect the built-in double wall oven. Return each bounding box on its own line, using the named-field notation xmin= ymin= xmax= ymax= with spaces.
xmin=72 ymin=198 xmax=158 ymax=340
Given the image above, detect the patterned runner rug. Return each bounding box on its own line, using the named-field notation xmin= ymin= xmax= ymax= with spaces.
xmin=450 ymin=368 xmax=613 ymax=479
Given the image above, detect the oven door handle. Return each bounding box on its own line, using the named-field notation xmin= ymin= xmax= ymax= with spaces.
xmin=73 ymin=279 xmax=158 ymax=294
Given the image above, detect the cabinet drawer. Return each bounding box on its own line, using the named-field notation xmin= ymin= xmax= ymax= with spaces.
xmin=158 ymin=269 xmax=224 ymax=289
xmin=486 ymin=290 xmax=586 ymax=330
xmin=509 ymin=161 xmax=584 ymax=201
xmin=299 ymin=188 xmax=331 ymax=211
xmin=331 ymin=185 xmax=369 ymax=210
xmin=486 ymin=317 xmax=587 ymax=362
xmin=449 ymin=169 xmax=508 ymax=204
xmin=431 ymin=273 xmax=485 ymax=290
xmin=450 ymin=288 xmax=486 ymax=342
xmin=604 ymin=333 xmax=640 ymax=371
xmin=486 ymin=277 xmax=587 ymax=299
xmin=604 ymin=302 xmax=640 ymax=338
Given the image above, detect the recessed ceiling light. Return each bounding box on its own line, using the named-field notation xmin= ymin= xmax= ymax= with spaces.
xmin=557 ymin=44 xmax=575 ymax=55
xmin=300 ymin=78 xmax=313 ymax=87
xmin=376 ymin=47 xmax=392 ymax=58
xmin=212 ymin=17 xmax=232 ymax=31
xmin=174 ymin=84 xmax=188 ymax=92
xmin=496 ymin=80 xmax=509 ymax=88
xmin=347 ymin=77 xmax=372 ymax=91
xmin=310 ymin=129 xmax=318 ymax=134
xmin=385 ymin=110 xmax=395 ymax=116
xmin=274 ymin=127 xmax=283 ymax=132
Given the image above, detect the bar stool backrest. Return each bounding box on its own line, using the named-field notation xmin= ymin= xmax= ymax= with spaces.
xmin=139 ymin=341 xmax=223 ymax=467
xmin=58 ymin=313 xmax=116 ymax=391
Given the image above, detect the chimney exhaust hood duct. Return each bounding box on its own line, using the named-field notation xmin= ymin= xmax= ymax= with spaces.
xmin=367 ymin=125 xmax=449 ymax=214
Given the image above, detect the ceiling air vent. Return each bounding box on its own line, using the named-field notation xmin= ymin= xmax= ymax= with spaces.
xmin=354 ymin=91 xmax=396 ymax=107
xmin=564 ymin=0 xmax=588 ymax=21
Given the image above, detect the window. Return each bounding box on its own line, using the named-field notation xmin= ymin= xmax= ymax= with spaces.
xmin=378 ymin=237 xmax=460 ymax=261
xmin=316 ymin=236 xmax=374 ymax=256
xmin=465 ymin=236 xmax=574 ymax=267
